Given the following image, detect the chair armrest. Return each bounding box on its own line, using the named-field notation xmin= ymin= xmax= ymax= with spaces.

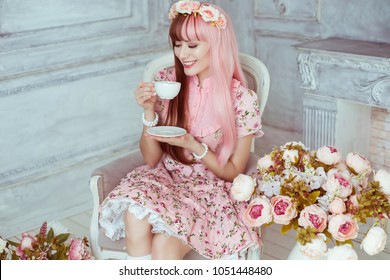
xmin=91 ymin=149 xmax=145 ymax=201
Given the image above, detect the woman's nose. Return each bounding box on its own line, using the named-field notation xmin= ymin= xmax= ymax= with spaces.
xmin=178 ymin=45 xmax=189 ymax=59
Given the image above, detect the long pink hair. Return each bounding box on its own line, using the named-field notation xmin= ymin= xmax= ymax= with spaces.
xmin=163 ymin=3 xmax=246 ymax=166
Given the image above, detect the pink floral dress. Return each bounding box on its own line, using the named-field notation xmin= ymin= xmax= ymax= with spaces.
xmin=99 ymin=68 xmax=264 ymax=259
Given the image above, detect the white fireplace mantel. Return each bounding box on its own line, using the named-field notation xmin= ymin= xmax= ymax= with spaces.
xmin=295 ymin=38 xmax=390 ymax=157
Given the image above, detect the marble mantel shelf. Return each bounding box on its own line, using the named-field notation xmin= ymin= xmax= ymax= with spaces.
xmin=295 ymin=37 xmax=390 ymax=59
xmin=294 ymin=37 xmax=390 ymax=158
xmin=294 ymin=38 xmax=390 ymax=109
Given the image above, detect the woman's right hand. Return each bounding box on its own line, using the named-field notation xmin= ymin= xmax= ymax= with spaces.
xmin=134 ymin=81 xmax=157 ymax=111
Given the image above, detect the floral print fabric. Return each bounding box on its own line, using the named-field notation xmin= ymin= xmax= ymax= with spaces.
xmin=99 ymin=69 xmax=264 ymax=259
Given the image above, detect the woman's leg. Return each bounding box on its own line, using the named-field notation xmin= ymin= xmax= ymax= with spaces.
xmin=151 ymin=234 xmax=192 ymax=260
xmin=124 ymin=210 xmax=153 ymax=257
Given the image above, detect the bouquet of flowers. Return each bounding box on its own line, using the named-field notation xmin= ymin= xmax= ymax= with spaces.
xmin=0 ymin=221 xmax=93 ymax=260
xmin=231 ymin=141 xmax=390 ymax=259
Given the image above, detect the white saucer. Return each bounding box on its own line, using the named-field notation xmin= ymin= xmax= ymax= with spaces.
xmin=147 ymin=126 xmax=187 ymax=137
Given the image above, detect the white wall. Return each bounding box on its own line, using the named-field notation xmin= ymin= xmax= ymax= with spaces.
xmin=0 ymin=0 xmax=174 ymax=237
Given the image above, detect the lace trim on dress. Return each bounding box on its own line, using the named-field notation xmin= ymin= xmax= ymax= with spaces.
xmin=99 ymin=198 xmax=178 ymax=241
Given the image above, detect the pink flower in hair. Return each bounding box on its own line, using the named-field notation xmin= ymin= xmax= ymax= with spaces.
xmin=199 ymin=5 xmax=220 ymax=22
xmin=175 ymin=1 xmax=192 ymax=14
xmin=215 ymin=14 xmax=227 ymax=30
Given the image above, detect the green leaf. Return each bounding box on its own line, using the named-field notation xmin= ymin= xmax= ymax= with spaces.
xmin=56 ymin=233 xmax=70 ymax=245
xmin=281 ymin=223 xmax=292 ymax=234
xmin=307 ymin=190 xmax=321 ymax=204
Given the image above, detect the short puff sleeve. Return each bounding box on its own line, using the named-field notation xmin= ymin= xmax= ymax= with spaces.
xmin=233 ymin=80 xmax=264 ymax=138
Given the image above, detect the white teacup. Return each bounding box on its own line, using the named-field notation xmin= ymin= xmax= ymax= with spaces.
xmin=154 ymin=81 xmax=181 ymax=99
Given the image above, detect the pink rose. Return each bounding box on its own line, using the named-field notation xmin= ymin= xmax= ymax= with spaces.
xmin=189 ymin=1 xmax=201 ymax=11
xmin=16 ymin=233 xmax=36 ymax=258
xmin=346 ymin=152 xmax=372 ymax=175
xmin=199 ymin=5 xmax=220 ymax=22
xmin=175 ymin=1 xmax=192 ymax=14
xmin=324 ymin=169 xmax=352 ymax=198
xmin=328 ymin=214 xmax=359 ymax=242
xmin=298 ymin=205 xmax=327 ymax=232
xmin=328 ymin=197 xmax=346 ymax=214
xmin=271 ymin=195 xmax=297 ymax=225
xmin=316 ymin=146 xmax=342 ymax=165
xmin=215 ymin=14 xmax=227 ymax=29
xmin=231 ymin=174 xmax=256 ymax=201
xmin=243 ymin=196 xmax=272 ymax=227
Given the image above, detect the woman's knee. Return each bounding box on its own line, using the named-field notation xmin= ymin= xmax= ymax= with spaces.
xmin=124 ymin=211 xmax=152 ymax=240
xmin=151 ymin=234 xmax=191 ymax=259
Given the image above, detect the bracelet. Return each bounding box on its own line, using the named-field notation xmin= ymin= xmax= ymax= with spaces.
xmin=192 ymin=143 xmax=209 ymax=161
xmin=142 ymin=112 xmax=159 ymax=127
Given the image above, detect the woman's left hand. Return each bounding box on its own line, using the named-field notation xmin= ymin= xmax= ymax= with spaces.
xmin=145 ymin=133 xmax=195 ymax=150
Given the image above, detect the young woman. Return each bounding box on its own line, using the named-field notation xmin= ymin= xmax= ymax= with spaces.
xmin=99 ymin=1 xmax=264 ymax=260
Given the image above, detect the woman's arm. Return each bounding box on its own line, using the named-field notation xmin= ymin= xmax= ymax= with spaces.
xmin=150 ymin=133 xmax=253 ymax=182
xmin=134 ymin=82 xmax=164 ymax=166
xmin=139 ymin=110 xmax=164 ymax=166
xmin=190 ymin=135 xmax=253 ymax=182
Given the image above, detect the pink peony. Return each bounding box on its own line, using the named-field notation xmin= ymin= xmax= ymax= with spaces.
xmin=346 ymin=152 xmax=372 ymax=175
xmin=298 ymin=205 xmax=327 ymax=232
xmin=316 ymin=145 xmax=342 ymax=165
xmin=16 ymin=233 xmax=36 ymax=258
xmin=328 ymin=214 xmax=359 ymax=242
xmin=324 ymin=169 xmax=352 ymax=198
xmin=243 ymin=196 xmax=272 ymax=227
xmin=270 ymin=195 xmax=297 ymax=225
xmin=328 ymin=197 xmax=346 ymax=214
xmin=67 ymin=239 xmax=87 ymax=260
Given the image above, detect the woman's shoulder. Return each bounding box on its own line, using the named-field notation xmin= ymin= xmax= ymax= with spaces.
xmin=231 ymin=79 xmax=258 ymax=102
xmin=153 ymin=67 xmax=176 ymax=82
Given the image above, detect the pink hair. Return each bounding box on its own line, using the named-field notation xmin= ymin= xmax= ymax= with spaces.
xmin=167 ymin=3 xmax=246 ymax=166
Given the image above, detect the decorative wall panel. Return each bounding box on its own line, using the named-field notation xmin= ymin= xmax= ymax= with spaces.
xmin=254 ymin=0 xmax=320 ymax=22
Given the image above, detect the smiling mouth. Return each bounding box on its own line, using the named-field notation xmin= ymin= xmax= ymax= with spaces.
xmin=183 ymin=61 xmax=196 ymax=68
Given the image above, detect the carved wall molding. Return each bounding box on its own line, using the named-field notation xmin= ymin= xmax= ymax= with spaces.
xmin=353 ymin=76 xmax=390 ymax=105
xmin=254 ymin=0 xmax=320 ymax=22
xmin=297 ymin=52 xmax=390 ymax=92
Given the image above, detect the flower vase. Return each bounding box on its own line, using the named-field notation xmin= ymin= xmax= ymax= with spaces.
xmin=287 ymin=242 xmax=326 ymax=260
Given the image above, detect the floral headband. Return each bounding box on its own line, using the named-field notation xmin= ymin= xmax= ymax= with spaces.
xmin=169 ymin=0 xmax=227 ymax=30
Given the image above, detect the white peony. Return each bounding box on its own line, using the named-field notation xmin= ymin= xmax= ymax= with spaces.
xmin=299 ymin=234 xmax=327 ymax=259
xmin=327 ymin=244 xmax=358 ymax=260
xmin=374 ymin=169 xmax=390 ymax=195
xmin=361 ymin=226 xmax=387 ymax=256
xmin=231 ymin=174 xmax=256 ymax=201
xmin=0 ymin=238 xmax=7 ymax=253
xmin=257 ymin=154 xmax=273 ymax=170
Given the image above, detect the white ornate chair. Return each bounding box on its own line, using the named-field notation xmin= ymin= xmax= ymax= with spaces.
xmin=89 ymin=52 xmax=270 ymax=260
